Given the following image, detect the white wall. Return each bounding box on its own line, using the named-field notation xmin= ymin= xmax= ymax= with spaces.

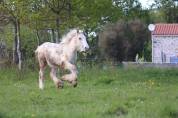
xmin=152 ymin=35 xmax=178 ymax=63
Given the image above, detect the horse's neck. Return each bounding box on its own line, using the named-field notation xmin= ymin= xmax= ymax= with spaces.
xmin=62 ymin=43 xmax=77 ymax=63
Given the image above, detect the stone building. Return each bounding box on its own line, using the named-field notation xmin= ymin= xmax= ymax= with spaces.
xmin=151 ymin=24 xmax=178 ymax=63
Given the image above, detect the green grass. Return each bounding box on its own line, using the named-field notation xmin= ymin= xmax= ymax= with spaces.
xmin=0 ymin=66 xmax=178 ymax=118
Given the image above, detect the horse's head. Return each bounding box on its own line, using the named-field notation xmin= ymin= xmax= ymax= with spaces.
xmin=74 ymin=29 xmax=89 ymax=52
xmin=61 ymin=29 xmax=89 ymax=52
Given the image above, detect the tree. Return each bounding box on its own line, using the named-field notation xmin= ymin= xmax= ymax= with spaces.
xmin=43 ymin=0 xmax=71 ymax=42
xmin=0 ymin=0 xmax=31 ymax=70
xmin=152 ymin=0 xmax=178 ymax=23
xmin=98 ymin=19 xmax=149 ymax=62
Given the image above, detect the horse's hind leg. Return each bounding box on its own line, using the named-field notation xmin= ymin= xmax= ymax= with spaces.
xmin=50 ymin=68 xmax=63 ymax=88
xmin=39 ymin=61 xmax=46 ymax=90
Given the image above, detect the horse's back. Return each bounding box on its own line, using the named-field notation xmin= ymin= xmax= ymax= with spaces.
xmin=36 ymin=42 xmax=60 ymax=53
xmin=39 ymin=42 xmax=59 ymax=48
xmin=35 ymin=42 xmax=63 ymax=65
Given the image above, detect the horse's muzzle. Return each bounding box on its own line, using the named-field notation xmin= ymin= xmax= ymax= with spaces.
xmin=85 ymin=47 xmax=89 ymax=51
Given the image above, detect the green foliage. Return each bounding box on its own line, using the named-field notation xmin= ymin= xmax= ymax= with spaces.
xmin=20 ymin=26 xmax=37 ymax=59
xmin=3 ymin=24 xmax=14 ymax=50
xmin=143 ymin=40 xmax=152 ymax=61
xmin=152 ymin=0 xmax=178 ymax=23
xmin=0 ymin=66 xmax=178 ymax=118
xmin=113 ymin=0 xmax=151 ymax=22
xmin=149 ymin=9 xmax=166 ymax=23
xmin=0 ymin=0 xmax=31 ymax=22
xmin=59 ymin=0 xmax=123 ymax=32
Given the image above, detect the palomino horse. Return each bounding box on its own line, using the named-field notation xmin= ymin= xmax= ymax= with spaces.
xmin=35 ymin=29 xmax=89 ymax=89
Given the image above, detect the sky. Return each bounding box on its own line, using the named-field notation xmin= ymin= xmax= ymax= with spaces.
xmin=139 ymin=0 xmax=155 ymax=8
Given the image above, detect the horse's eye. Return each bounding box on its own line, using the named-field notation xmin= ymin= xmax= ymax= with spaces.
xmin=79 ymin=37 xmax=82 ymax=40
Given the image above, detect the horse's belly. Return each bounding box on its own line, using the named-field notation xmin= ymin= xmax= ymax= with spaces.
xmin=45 ymin=50 xmax=62 ymax=67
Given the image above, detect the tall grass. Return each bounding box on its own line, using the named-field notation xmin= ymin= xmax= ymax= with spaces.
xmin=0 ymin=66 xmax=178 ymax=118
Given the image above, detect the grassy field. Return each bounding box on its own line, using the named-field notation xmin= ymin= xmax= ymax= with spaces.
xmin=0 ymin=65 xmax=178 ymax=118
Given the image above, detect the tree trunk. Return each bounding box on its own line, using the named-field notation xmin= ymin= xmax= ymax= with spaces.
xmin=67 ymin=0 xmax=71 ymax=18
xmin=50 ymin=29 xmax=55 ymax=43
xmin=56 ymin=16 xmax=60 ymax=43
xmin=13 ymin=18 xmax=22 ymax=70
xmin=16 ymin=19 xmax=22 ymax=70
xmin=13 ymin=20 xmax=18 ymax=64
xmin=36 ymin=29 xmax=40 ymax=46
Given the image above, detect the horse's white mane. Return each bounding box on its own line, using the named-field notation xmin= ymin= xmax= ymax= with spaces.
xmin=61 ymin=29 xmax=78 ymax=44
xmin=61 ymin=28 xmax=84 ymax=44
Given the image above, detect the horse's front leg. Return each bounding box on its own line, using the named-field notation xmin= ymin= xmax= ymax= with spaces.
xmin=61 ymin=61 xmax=78 ymax=87
xmin=61 ymin=72 xmax=78 ymax=87
xmin=50 ymin=68 xmax=63 ymax=88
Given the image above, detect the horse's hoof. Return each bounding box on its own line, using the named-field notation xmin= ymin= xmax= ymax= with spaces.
xmin=73 ymin=83 xmax=77 ymax=87
xmin=57 ymin=81 xmax=64 ymax=89
xmin=71 ymin=80 xmax=77 ymax=88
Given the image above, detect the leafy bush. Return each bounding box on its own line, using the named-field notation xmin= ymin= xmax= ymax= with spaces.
xmin=98 ymin=19 xmax=150 ymax=62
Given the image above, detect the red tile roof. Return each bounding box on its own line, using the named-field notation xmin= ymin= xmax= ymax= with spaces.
xmin=152 ymin=24 xmax=178 ymax=35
